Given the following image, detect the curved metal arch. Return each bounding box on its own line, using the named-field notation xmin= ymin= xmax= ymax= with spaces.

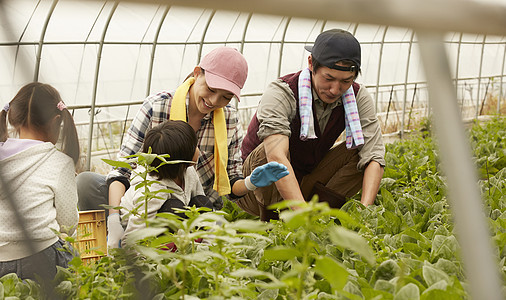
xmin=320 ymin=20 xmax=327 ymax=33
xmin=350 ymin=23 xmax=358 ymax=35
xmin=13 ymin=1 xmax=41 ymax=84
xmin=293 ymin=19 xmax=323 ymax=75
xmin=454 ymin=32 xmax=463 ymax=98
xmin=33 ymin=0 xmax=58 ymax=81
xmin=500 ymin=40 xmax=506 ymax=114
xmin=146 ymin=5 xmax=171 ymax=96
xmin=178 ymin=9 xmax=207 ymax=81
xmin=86 ymin=1 xmax=119 ymax=171
xmin=400 ymin=29 xmax=415 ymax=139
xmin=234 ymin=12 xmax=252 ymax=108
xmin=476 ymin=34 xmax=487 ymax=118
xmin=374 ymin=25 xmax=389 ymax=111
xmin=277 ymin=16 xmax=292 ymax=78
xmin=239 ymin=13 xmax=253 ymax=53
xmin=223 ymin=11 xmax=242 ymax=46
xmin=197 ymin=9 xmax=217 ymax=63
xmin=73 ymin=2 xmax=107 ymax=103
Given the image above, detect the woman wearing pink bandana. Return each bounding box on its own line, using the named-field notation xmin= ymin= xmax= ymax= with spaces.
xmin=240 ymin=29 xmax=385 ymax=221
xmin=77 ymin=47 xmax=288 ymax=249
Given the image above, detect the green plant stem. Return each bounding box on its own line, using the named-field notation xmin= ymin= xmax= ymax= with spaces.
xmin=486 ymin=159 xmax=491 ymax=197
xmin=182 ymin=260 xmax=187 ymax=300
xmin=215 ymin=241 xmax=223 ymax=296
xmin=143 ymin=174 xmax=149 ymax=227
xmin=296 ymin=220 xmax=311 ymax=300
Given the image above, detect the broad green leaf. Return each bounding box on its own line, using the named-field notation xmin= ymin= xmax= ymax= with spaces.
xmin=362 ymin=287 xmax=394 ymax=300
xmin=433 ymin=226 xmax=450 ymax=237
xmin=401 ymin=257 xmax=425 ymax=271
xmin=421 ymin=289 xmax=460 ymax=300
xmin=140 ymin=153 xmax=157 ymax=165
xmin=1 ymin=273 xmax=18 ymax=294
xmin=258 ymin=289 xmax=280 ymax=300
xmin=373 ymin=260 xmax=400 ymax=281
xmin=323 ymin=208 xmax=362 ymax=228
xmin=335 ymin=290 xmax=364 ymax=300
xmin=402 ymin=228 xmax=431 ymax=249
xmin=314 ymin=256 xmax=349 ymax=291
xmin=403 ymin=242 xmax=423 ymax=257
xmin=263 ymin=246 xmax=302 ymax=261
xmin=15 ymin=281 xmax=30 ymax=295
xmin=211 ymin=235 xmax=243 ymax=244
xmin=383 ymin=210 xmax=402 ymax=234
xmin=423 ymin=265 xmax=450 ymax=286
xmin=423 ymin=280 xmax=447 ymax=293
xmin=54 ymin=281 xmax=72 ymax=295
xmin=403 ymin=211 xmax=415 ymax=227
xmin=101 ymin=159 xmax=132 ymax=169
xmin=191 ymin=212 xmax=227 ymax=226
xmin=398 ymin=275 xmax=428 ymax=293
xmin=227 ymin=219 xmax=273 ymax=232
xmin=255 ymin=281 xmax=287 ymax=290
xmin=180 ymin=251 xmax=224 ymax=262
xmin=380 ymin=188 xmax=396 ymax=211
xmin=434 ymin=259 xmax=460 ymax=277
xmin=125 ymin=227 xmax=166 ymax=242
xmin=231 ymin=268 xmax=279 ymax=283
xmin=374 ymin=279 xmax=395 ymax=294
xmin=394 ymin=283 xmax=420 ymax=300
xmin=279 ymin=209 xmax=311 ymax=229
xmin=269 ymin=199 xmax=308 ymax=210
xmin=329 ymin=226 xmax=375 ymax=265
xmin=431 ymin=235 xmax=458 ymax=260
xmin=342 ymin=281 xmax=363 ymax=299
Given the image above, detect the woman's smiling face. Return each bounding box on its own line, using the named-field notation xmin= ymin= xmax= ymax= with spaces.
xmin=191 ymin=67 xmax=235 ymax=115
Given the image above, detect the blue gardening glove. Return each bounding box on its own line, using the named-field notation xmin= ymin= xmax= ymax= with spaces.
xmin=245 ymin=162 xmax=289 ymax=191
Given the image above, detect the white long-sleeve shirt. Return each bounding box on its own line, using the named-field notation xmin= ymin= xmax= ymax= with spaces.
xmin=0 ymin=138 xmax=78 ymax=261
xmin=120 ymin=166 xmax=204 ymax=246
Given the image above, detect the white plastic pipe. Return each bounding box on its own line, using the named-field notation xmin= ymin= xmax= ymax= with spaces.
xmin=128 ymin=0 xmax=506 ymax=36
xmin=417 ymin=30 xmax=504 ymax=300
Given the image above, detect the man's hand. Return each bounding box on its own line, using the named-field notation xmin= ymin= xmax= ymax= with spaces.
xmin=245 ymin=162 xmax=289 ymax=190
xmin=106 ymin=213 xmax=124 ymax=249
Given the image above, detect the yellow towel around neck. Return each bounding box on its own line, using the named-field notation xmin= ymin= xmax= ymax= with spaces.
xmin=170 ymin=77 xmax=231 ymax=196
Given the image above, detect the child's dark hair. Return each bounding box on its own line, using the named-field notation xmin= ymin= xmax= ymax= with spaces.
xmin=0 ymin=82 xmax=80 ymax=165
xmin=142 ymin=120 xmax=198 ymax=181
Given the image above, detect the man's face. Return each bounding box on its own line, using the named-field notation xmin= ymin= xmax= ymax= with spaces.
xmin=309 ymin=56 xmax=355 ymax=104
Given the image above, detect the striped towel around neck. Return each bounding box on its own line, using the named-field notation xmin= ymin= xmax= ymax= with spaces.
xmin=298 ymin=68 xmax=364 ymax=149
xmin=298 ymin=68 xmax=317 ymax=141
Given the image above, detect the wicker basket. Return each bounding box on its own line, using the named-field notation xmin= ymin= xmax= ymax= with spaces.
xmin=73 ymin=210 xmax=107 ymax=264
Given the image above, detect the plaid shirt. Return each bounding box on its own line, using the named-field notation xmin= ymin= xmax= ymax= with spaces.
xmin=107 ymin=91 xmax=244 ymax=205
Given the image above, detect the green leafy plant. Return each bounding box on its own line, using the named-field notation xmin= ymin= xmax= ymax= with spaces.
xmin=102 ymin=148 xmax=194 ymax=226
xmin=3 ymin=117 xmax=506 ymax=299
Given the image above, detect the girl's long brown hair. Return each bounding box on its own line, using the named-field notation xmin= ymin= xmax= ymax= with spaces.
xmin=0 ymin=82 xmax=80 ymax=165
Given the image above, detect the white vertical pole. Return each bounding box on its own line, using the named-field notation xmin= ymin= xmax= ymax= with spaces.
xmin=417 ymin=30 xmax=504 ymax=300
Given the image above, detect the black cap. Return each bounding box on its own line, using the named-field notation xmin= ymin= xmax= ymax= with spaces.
xmin=305 ymin=29 xmax=361 ymax=73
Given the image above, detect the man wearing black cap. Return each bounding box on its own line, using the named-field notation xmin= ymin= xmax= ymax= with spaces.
xmin=239 ymin=29 xmax=385 ymax=221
